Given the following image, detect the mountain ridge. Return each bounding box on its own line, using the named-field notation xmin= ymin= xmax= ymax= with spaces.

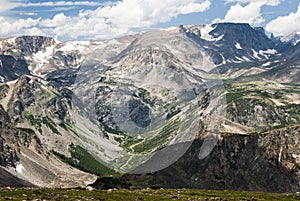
xmin=0 ymin=22 xmax=299 ymax=192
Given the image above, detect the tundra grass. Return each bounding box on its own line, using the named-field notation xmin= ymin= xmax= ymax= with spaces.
xmin=0 ymin=188 xmax=299 ymax=201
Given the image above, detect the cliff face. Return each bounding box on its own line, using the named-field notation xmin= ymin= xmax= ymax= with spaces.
xmin=0 ymin=105 xmax=24 ymax=167
xmin=0 ymin=55 xmax=30 ymax=81
xmin=0 ymin=36 xmax=55 ymax=56
xmin=126 ymin=125 xmax=300 ymax=193
xmin=0 ymin=102 xmax=44 ymax=167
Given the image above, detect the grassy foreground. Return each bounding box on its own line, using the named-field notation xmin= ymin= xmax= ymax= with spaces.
xmin=0 ymin=188 xmax=299 ymax=201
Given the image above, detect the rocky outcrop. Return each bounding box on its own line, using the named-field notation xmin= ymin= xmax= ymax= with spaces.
xmin=0 ymin=36 xmax=55 ymax=56
xmin=0 ymin=105 xmax=20 ymax=167
xmin=185 ymin=23 xmax=277 ymax=65
xmin=0 ymin=55 xmax=30 ymax=82
xmin=0 ymin=104 xmax=43 ymax=167
xmin=126 ymin=125 xmax=300 ymax=193
xmin=0 ymin=138 xmax=19 ymax=167
xmin=0 ymin=36 xmax=55 ymax=81
xmin=211 ymin=23 xmax=274 ymax=51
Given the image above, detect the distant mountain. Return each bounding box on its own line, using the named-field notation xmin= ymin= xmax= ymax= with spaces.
xmin=185 ymin=23 xmax=277 ymax=65
xmin=281 ymin=31 xmax=300 ymax=46
xmin=0 ymin=23 xmax=299 ymax=192
xmin=0 ymin=36 xmax=100 ymax=80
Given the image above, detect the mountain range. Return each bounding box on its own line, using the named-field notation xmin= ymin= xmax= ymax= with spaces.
xmin=0 ymin=23 xmax=299 ymax=192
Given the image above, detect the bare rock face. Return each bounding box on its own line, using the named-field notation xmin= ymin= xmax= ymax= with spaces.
xmin=0 ymin=105 xmax=20 ymax=167
xmin=126 ymin=126 xmax=300 ymax=193
xmin=0 ymin=139 xmax=19 ymax=167
xmin=0 ymin=36 xmax=55 ymax=56
xmin=185 ymin=23 xmax=276 ymax=65
xmin=0 ymin=36 xmax=54 ymax=82
xmin=0 ymin=55 xmax=30 ymax=82
xmin=15 ymin=36 xmax=55 ymax=56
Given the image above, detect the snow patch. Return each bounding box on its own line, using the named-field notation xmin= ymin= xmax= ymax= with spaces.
xmin=29 ymin=79 xmax=34 ymax=84
xmin=236 ymin=56 xmax=243 ymax=61
xmin=260 ymin=49 xmax=277 ymax=55
xmin=234 ymin=56 xmax=244 ymax=62
xmin=216 ymin=55 xmax=227 ymax=66
xmin=235 ymin=42 xmax=242 ymax=49
xmin=7 ymin=37 xmax=16 ymax=45
xmin=93 ymin=41 xmax=103 ymax=45
xmin=258 ymin=49 xmax=277 ymax=59
xmin=262 ymin=61 xmax=271 ymax=67
xmin=242 ymin=56 xmax=250 ymax=61
xmin=252 ymin=49 xmax=277 ymax=60
xmin=72 ymin=41 xmax=90 ymax=46
xmin=59 ymin=43 xmax=77 ymax=52
xmin=97 ymin=39 xmax=121 ymax=49
xmin=214 ymin=34 xmax=224 ymax=41
xmin=137 ymin=135 xmax=144 ymax=140
xmin=295 ymin=39 xmax=300 ymax=46
xmin=281 ymin=31 xmax=300 ymax=45
xmin=252 ymin=49 xmax=261 ymax=59
xmin=59 ymin=41 xmax=90 ymax=53
xmin=6 ymin=79 xmax=18 ymax=86
xmin=33 ymin=45 xmax=54 ymax=64
xmin=0 ymin=75 xmax=4 ymax=82
xmin=41 ymin=84 xmax=48 ymax=91
xmin=16 ymin=163 xmax=26 ymax=174
xmin=221 ymin=55 xmax=226 ymax=65
xmin=160 ymin=26 xmax=180 ymax=31
xmin=259 ymin=52 xmax=268 ymax=59
xmin=200 ymin=25 xmax=215 ymax=41
xmin=31 ymin=44 xmax=55 ymax=75
xmin=24 ymin=56 xmax=33 ymax=71
xmin=199 ymin=25 xmax=223 ymax=42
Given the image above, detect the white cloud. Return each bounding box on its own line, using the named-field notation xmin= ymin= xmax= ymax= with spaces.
xmin=20 ymin=12 xmax=37 ymax=16
xmin=39 ymin=13 xmax=73 ymax=28
xmin=214 ymin=2 xmax=264 ymax=26
xmin=266 ymin=3 xmax=300 ymax=36
xmin=37 ymin=0 xmax=211 ymax=40
xmin=0 ymin=17 xmax=42 ymax=36
xmin=25 ymin=27 xmax=45 ymax=36
xmin=21 ymin=1 xmax=110 ymax=7
xmin=214 ymin=0 xmax=283 ymax=26
xmin=0 ymin=0 xmax=211 ymax=40
xmin=94 ymin=0 xmax=211 ymax=28
xmin=225 ymin=0 xmax=282 ymax=6
xmin=0 ymin=0 xmax=20 ymax=13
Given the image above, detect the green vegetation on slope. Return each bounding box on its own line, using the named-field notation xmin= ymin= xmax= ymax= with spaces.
xmin=52 ymin=144 xmax=117 ymax=177
xmin=225 ymin=81 xmax=300 ymax=131
xmin=133 ymin=118 xmax=180 ymax=153
xmin=23 ymin=112 xmax=60 ymax=135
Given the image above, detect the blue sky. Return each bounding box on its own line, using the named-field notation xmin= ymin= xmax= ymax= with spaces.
xmin=0 ymin=0 xmax=300 ymax=40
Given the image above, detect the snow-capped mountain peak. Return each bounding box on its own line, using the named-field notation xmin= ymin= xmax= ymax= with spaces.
xmin=281 ymin=31 xmax=300 ymax=46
